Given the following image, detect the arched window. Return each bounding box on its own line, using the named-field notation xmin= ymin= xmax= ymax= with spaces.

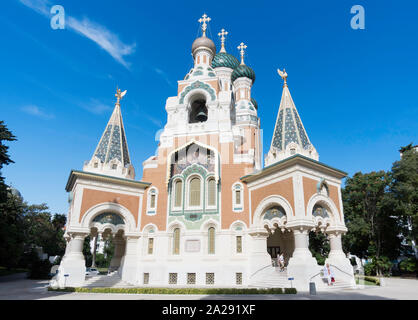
xmin=174 ymin=180 xmax=183 ymax=208
xmin=147 ymin=188 xmax=158 ymax=215
xmin=189 ymin=96 xmax=208 ymax=124
xmin=207 ymin=178 xmax=216 ymax=207
xmin=236 ymin=236 xmax=242 ymax=253
xmin=173 ymin=228 xmax=180 ymax=255
xmin=232 ymin=183 xmax=244 ymax=212
xmin=189 ymin=177 xmax=201 ymax=207
xmin=208 ymin=227 xmax=215 ymax=254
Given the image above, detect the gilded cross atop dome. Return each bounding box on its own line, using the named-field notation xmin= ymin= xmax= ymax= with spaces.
xmin=277 ymin=68 xmax=288 ymax=87
xmin=238 ymin=42 xmax=247 ymax=65
xmin=218 ymin=28 xmax=228 ymax=53
xmin=198 ymin=13 xmax=211 ymax=37
xmin=115 ymin=87 xmax=127 ymax=105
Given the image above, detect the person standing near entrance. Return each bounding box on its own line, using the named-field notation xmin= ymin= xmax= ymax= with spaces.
xmin=323 ymin=263 xmax=335 ymax=285
xmin=278 ymin=253 xmax=285 ymax=272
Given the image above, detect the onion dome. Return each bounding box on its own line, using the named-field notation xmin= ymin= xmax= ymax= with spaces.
xmin=212 ymin=52 xmax=240 ymax=69
xmin=251 ymin=97 xmax=258 ymax=109
xmin=192 ymin=36 xmax=216 ymax=57
xmin=231 ymin=64 xmax=256 ymax=84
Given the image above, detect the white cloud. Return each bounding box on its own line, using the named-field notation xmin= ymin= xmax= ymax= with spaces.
xmin=21 ymin=105 xmax=55 ymax=119
xmin=19 ymin=0 xmax=135 ymax=68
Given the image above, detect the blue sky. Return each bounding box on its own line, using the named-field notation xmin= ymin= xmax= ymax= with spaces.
xmin=2 ymin=0 xmax=417 ymax=215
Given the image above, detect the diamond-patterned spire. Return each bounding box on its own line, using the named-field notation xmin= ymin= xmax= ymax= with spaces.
xmin=266 ymin=76 xmax=318 ymax=165
xmin=92 ymin=101 xmax=131 ymax=167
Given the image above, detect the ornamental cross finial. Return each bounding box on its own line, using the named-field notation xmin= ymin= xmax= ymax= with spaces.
xmin=115 ymin=87 xmax=127 ymax=105
xmin=277 ymin=68 xmax=288 ymax=87
xmin=198 ymin=13 xmax=211 ymax=37
xmin=238 ymin=42 xmax=247 ymax=65
xmin=218 ymin=28 xmax=228 ymax=53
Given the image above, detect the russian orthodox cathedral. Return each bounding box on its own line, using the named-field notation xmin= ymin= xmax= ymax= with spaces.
xmin=57 ymin=14 xmax=355 ymax=291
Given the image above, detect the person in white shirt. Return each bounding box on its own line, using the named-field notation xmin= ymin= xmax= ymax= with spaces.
xmin=278 ymin=253 xmax=285 ymax=272
xmin=323 ymin=263 xmax=335 ymax=285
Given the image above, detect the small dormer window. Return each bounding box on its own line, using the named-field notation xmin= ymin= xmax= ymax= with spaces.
xmin=94 ymin=162 xmax=98 ymax=168
xmin=290 ymin=148 xmax=296 ymax=155
xmin=112 ymin=164 xmax=117 ymax=170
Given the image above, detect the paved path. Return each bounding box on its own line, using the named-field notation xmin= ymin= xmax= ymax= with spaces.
xmin=0 ymin=274 xmax=416 ymax=300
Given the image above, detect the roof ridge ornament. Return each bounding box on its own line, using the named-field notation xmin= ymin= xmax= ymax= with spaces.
xmin=218 ymin=28 xmax=228 ymax=53
xmin=115 ymin=87 xmax=127 ymax=106
xmin=198 ymin=13 xmax=211 ymax=37
xmin=238 ymin=42 xmax=247 ymax=65
xmin=277 ymin=68 xmax=288 ymax=87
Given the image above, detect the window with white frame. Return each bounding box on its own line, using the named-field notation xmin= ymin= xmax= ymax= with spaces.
xmin=207 ymin=177 xmax=216 ymax=207
xmin=232 ymin=183 xmax=244 ymax=212
xmin=188 ymin=176 xmax=202 ymax=207
xmin=236 ymin=235 xmax=243 ymax=253
xmin=147 ymin=188 xmax=158 ymax=215
xmin=173 ymin=228 xmax=180 ymax=255
xmin=208 ymin=227 xmax=215 ymax=254
xmin=173 ymin=179 xmax=183 ymax=208
xmin=148 ymin=238 xmax=154 ymax=254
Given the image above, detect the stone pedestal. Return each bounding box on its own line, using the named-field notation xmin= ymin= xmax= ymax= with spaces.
xmin=120 ymin=236 xmax=140 ymax=284
xmin=110 ymin=237 xmax=125 ymax=272
xmin=286 ymin=227 xmax=320 ymax=291
xmin=57 ymin=233 xmax=88 ymax=288
xmin=324 ymin=231 xmax=355 ymax=286
xmin=248 ymin=228 xmax=272 ymax=281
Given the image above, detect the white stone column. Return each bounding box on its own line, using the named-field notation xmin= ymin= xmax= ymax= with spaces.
xmin=57 ymin=232 xmax=88 ymax=288
xmin=286 ymin=226 xmax=319 ymax=291
xmin=324 ymin=231 xmax=355 ymax=286
xmin=120 ymin=236 xmax=140 ymax=285
xmin=247 ymin=227 xmax=272 ymax=281
xmin=110 ymin=236 xmax=125 ymax=271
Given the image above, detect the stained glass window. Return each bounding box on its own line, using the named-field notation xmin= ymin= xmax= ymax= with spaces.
xmin=148 ymin=238 xmax=154 ymax=254
xmin=207 ymin=178 xmax=216 ymax=206
xmin=189 ymin=177 xmax=201 ymax=206
xmin=173 ymin=228 xmax=180 ymax=255
xmin=236 ymin=236 xmax=242 ymax=253
xmin=174 ymin=180 xmax=183 ymax=207
xmin=208 ymin=227 xmax=215 ymax=254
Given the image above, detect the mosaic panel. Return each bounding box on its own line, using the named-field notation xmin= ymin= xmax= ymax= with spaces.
xmin=312 ymin=204 xmax=330 ymax=218
xmin=92 ymin=213 xmax=124 ymax=225
xmin=284 ymin=108 xmax=298 ymax=148
xmin=293 ymin=108 xmax=310 ymax=149
xmin=263 ymin=206 xmax=286 ymax=220
xmin=272 ymin=109 xmax=284 ymax=150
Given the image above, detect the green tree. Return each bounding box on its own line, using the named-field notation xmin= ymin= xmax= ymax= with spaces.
xmin=0 ymin=121 xmax=16 ymax=202
xmin=22 ymin=204 xmax=67 ymax=257
xmin=391 ymin=145 xmax=418 ymax=245
xmin=0 ymin=192 xmax=26 ymax=268
xmin=342 ymin=171 xmax=402 ymax=275
xmin=309 ymin=231 xmax=330 ymax=265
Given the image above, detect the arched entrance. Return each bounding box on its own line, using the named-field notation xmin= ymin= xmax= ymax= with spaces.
xmin=262 ymin=205 xmax=293 ymax=267
xmin=88 ymin=212 xmax=127 ymax=274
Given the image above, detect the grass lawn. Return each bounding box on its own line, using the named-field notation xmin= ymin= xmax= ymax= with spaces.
xmin=97 ymin=267 xmax=108 ymax=274
xmin=0 ymin=266 xmax=28 ymax=277
xmin=355 ymin=276 xmax=379 ymax=286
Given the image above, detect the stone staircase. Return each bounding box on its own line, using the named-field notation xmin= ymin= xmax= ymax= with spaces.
xmin=83 ymin=271 xmax=135 ymax=288
xmin=317 ymin=278 xmax=354 ymax=290
xmin=249 ymin=267 xmax=292 ymax=288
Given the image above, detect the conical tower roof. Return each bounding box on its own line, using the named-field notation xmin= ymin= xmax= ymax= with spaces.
xmin=266 ymin=70 xmax=318 ymax=165
xmin=92 ymin=102 xmax=131 ymax=167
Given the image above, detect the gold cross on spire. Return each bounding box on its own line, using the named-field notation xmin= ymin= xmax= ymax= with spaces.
xmin=198 ymin=13 xmax=211 ymax=37
xmin=238 ymin=42 xmax=247 ymax=65
xmin=115 ymin=87 xmax=127 ymax=105
xmin=218 ymin=28 xmax=228 ymax=53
